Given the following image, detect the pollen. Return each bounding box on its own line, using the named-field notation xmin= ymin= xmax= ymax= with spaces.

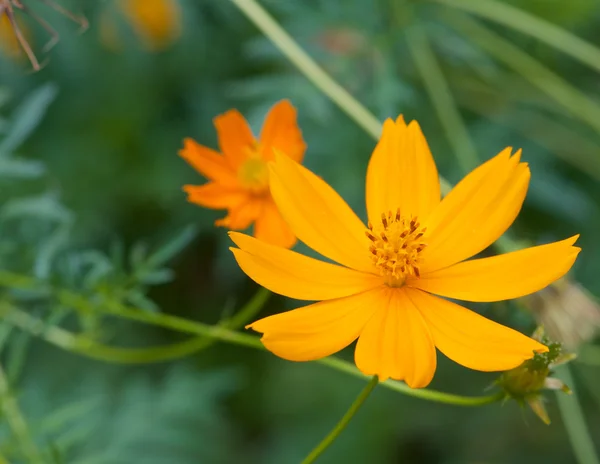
xmin=366 ymin=208 xmax=427 ymax=286
xmin=238 ymin=142 xmax=269 ymax=193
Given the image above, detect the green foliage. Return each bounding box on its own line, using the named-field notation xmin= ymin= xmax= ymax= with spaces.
xmin=0 ymin=1 xmax=599 ymax=463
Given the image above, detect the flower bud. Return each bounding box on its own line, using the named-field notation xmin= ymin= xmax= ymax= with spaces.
xmin=496 ymin=327 xmax=575 ymax=424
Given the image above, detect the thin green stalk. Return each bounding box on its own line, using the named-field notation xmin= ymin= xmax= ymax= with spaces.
xmin=0 ymin=363 xmax=45 ymax=464
xmin=555 ymin=365 xmax=600 ymax=464
xmin=301 ymin=375 xmax=379 ymax=464
xmin=229 ymin=0 xmax=382 ymax=140
xmin=319 ymin=356 xmax=504 ymax=406
xmin=443 ymin=12 xmax=600 ymax=135
xmin=0 ymin=293 xmax=502 ymax=407
xmin=405 ymin=21 xmax=478 ymax=173
xmin=0 ymin=273 xmax=269 ymax=364
xmin=434 ymin=0 xmax=600 ymax=74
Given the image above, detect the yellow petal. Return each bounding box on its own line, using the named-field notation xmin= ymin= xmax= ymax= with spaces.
xmin=247 ymin=288 xmax=385 ymax=361
xmin=421 ymin=148 xmax=529 ymax=272
xmin=215 ymin=197 xmax=262 ymax=230
xmin=354 ymin=288 xmax=436 ymax=387
xmin=253 ymin=198 xmax=297 ymax=249
xmin=259 ymin=100 xmax=306 ymax=163
xmin=406 ymin=288 xmax=548 ymax=372
xmin=230 ymin=232 xmax=383 ymax=300
xmin=409 ymin=236 xmax=580 ymax=302
xmin=179 ymin=138 xmax=239 ymax=187
xmin=269 ymin=153 xmax=374 ymax=272
xmin=183 ymin=183 xmax=246 ymax=209
xmin=365 ymin=117 xmax=440 ymax=225
xmin=214 ymin=109 xmax=255 ymax=169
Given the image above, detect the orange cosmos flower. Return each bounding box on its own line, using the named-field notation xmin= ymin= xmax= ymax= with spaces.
xmin=230 ymin=116 xmax=580 ymax=388
xmin=180 ymin=100 xmax=306 ymax=249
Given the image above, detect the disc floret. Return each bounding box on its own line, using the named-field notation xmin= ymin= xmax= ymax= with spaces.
xmin=366 ymin=208 xmax=427 ymax=286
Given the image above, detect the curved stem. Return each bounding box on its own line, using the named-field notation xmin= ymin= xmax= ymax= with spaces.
xmin=0 ymin=290 xmax=503 ymax=407
xmin=319 ymin=356 xmax=504 ymax=406
xmin=301 ymin=375 xmax=379 ymax=464
xmin=0 ymin=286 xmax=269 ymax=365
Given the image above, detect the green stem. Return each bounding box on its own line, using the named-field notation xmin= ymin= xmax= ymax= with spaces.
xmin=0 ymin=273 xmax=269 ymax=364
xmin=301 ymin=375 xmax=379 ymax=464
xmin=0 ymin=289 xmax=502 ymax=407
xmin=555 ymin=365 xmax=600 ymax=464
xmin=229 ymin=0 xmax=382 ymax=140
xmin=319 ymin=356 xmax=504 ymax=406
xmin=404 ymin=20 xmax=478 ymax=173
xmin=434 ymin=0 xmax=600 ymax=75
xmin=0 ymin=363 xmax=45 ymax=464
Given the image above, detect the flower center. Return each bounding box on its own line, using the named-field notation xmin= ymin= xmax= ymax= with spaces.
xmin=238 ymin=143 xmax=269 ymax=194
xmin=365 ymin=208 xmax=427 ymax=287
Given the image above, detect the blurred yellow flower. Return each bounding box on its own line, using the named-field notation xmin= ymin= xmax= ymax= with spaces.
xmin=101 ymin=0 xmax=181 ymax=51
xmin=0 ymin=12 xmax=28 ymax=60
xmin=181 ymin=100 xmax=306 ymax=249
xmin=230 ymin=116 xmax=580 ymax=388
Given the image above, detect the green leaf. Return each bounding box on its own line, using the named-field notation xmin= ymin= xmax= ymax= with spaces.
xmin=0 ymin=84 xmax=59 ymax=156
xmin=143 ymin=225 xmax=198 ymax=269
xmin=0 ymin=157 xmax=46 ymax=179
xmin=1 ymin=194 xmax=73 ymax=224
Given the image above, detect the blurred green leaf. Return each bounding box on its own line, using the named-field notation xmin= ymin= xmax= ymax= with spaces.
xmin=143 ymin=225 xmax=198 ymax=269
xmin=1 ymin=194 xmax=73 ymax=224
xmin=0 ymin=158 xmax=46 ymax=179
xmin=0 ymin=84 xmax=59 ymax=156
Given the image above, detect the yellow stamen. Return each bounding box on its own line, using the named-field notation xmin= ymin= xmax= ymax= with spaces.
xmin=365 ymin=208 xmax=427 ymax=286
xmin=238 ymin=141 xmax=269 ymax=193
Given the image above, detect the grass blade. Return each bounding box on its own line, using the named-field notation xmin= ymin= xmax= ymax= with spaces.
xmin=442 ymin=11 xmax=600 ymax=136
xmin=434 ymin=0 xmax=600 ymax=75
xmin=405 ymin=20 xmax=479 ymax=172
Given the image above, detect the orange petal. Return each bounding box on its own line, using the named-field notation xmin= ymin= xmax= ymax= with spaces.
xmin=214 ymin=109 xmax=256 ymax=169
xmin=259 ymin=100 xmax=306 ymax=163
xmin=253 ymin=198 xmax=297 ymax=248
xmin=406 ymin=288 xmax=548 ymax=372
xmin=230 ymin=232 xmax=383 ymax=301
xmin=183 ymin=183 xmax=246 ymax=209
xmin=409 ymin=236 xmax=580 ymax=302
xmin=215 ymin=197 xmax=263 ymax=230
xmin=269 ymin=153 xmax=375 ymax=272
xmin=247 ymin=287 xmax=385 ymax=361
xmin=354 ymin=288 xmax=436 ymax=387
xmin=365 ymin=117 xmax=440 ymax=225
xmin=421 ymin=148 xmax=529 ymax=272
xmin=179 ymin=138 xmax=238 ymax=187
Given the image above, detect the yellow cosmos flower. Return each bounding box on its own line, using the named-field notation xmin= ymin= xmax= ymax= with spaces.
xmin=101 ymin=0 xmax=181 ymax=51
xmin=230 ymin=116 xmax=580 ymax=388
xmin=180 ymin=100 xmax=306 ymax=249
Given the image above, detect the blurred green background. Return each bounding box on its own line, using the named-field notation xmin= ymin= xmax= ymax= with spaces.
xmin=0 ymin=0 xmax=599 ymax=463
